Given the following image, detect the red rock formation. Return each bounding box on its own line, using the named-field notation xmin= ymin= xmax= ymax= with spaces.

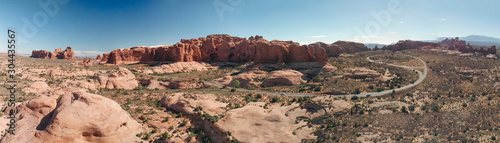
xmin=96 ymin=55 xmax=101 ymax=61
xmin=384 ymin=38 xmax=497 ymax=55
xmin=79 ymin=56 xmax=92 ymax=67
xmin=332 ymin=41 xmax=368 ymax=53
xmin=99 ymin=35 xmax=368 ymax=65
xmin=382 ymin=40 xmax=439 ymax=51
xmin=31 ymin=50 xmax=57 ymax=59
xmin=31 ymin=47 xmax=76 ymax=60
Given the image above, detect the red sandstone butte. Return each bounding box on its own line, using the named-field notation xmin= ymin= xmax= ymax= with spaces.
xmin=31 ymin=47 xmax=76 ymax=60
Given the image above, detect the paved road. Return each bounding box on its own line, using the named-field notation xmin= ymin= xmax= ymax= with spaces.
xmin=138 ymin=54 xmax=427 ymax=97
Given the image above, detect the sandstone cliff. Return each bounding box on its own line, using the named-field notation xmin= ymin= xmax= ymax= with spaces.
xmin=99 ymin=35 xmax=368 ymax=65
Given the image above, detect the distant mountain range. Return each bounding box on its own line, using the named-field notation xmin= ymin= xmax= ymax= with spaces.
xmin=364 ymin=35 xmax=500 ymax=48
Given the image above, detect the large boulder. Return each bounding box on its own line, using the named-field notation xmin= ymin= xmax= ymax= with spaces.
xmin=93 ymin=67 xmax=138 ymax=89
xmin=262 ymin=69 xmax=308 ymax=86
xmin=160 ymin=93 xmax=227 ymax=116
xmin=228 ymin=68 xmax=267 ymax=87
xmin=1 ymin=92 xmax=142 ymax=143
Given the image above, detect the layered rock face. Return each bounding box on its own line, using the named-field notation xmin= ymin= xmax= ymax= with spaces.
xmin=31 ymin=47 xmax=76 ymax=60
xmin=99 ymin=35 xmax=368 ymax=64
xmin=1 ymin=92 xmax=142 ymax=143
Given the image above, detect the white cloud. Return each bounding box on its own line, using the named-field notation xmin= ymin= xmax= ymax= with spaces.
xmin=308 ymin=35 xmax=326 ymax=38
xmin=441 ymin=18 xmax=447 ymax=21
xmin=399 ymin=21 xmax=404 ymax=24
xmin=73 ymin=50 xmax=106 ymax=57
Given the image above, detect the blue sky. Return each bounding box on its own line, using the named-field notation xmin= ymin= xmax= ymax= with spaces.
xmin=1 ymin=0 xmax=499 ymax=57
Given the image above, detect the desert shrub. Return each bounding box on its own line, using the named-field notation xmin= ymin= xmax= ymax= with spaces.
xmin=270 ymin=97 xmax=279 ymax=103
xmin=353 ymin=88 xmax=361 ymax=94
xmin=314 ymin=86 xmax=322 ymax=91
xmin=376 ymin=88 xmax=384 ymax=92
xmin=230 ymin=88 xmax=236 ymax=92
xmin=401 ymin=106 xmax=408 ymax=114
xmin=368 ymin=85 xmax=374 ymax=89
xmin=299 ymin=88 xmax=306 ymax=92
xmin=430 ymin=103 xmax=440 ymax=112
xmin=144 ymin=133 xmax=151 ymax=139
xmin=408 ymin=105 xmax=416 ymax=112
xmin=233 ymin=80 xmax=240 ymax=88
xmin=256 ymin=94 xmax=262 ymax=99
xmin=160 ymin=132 xmax=171 ymax=140
xmin=351 ymin=96 xmax=359 ymax=100
xmin=180 ymin=120 xmax=188 ymax=127
xmin=136 ymin=132 xmax=143 ymax=137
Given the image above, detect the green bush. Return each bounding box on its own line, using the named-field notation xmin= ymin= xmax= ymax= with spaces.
xmin=230 ymin=88 xmax=236 ymax=92
xmin=270 ymin=97 xmax=279 ymax=103
xmin=368 ymin=85 xmax=374 ymax=89
xmin=160 ymin=131 xmax=171 ymax=140
xmin=314 ymin=86 xmax=322 ymax=91
xmin=408 ymin=105 xmax=416 ymax=112
xmin=376 ymin=88 xmax=384 ymax=92
xmin=256 ymin=94 xmax=262 ymax=99
xmin=351 ymin=96 xmax=359 ymax=100
xmin=233 ymin=80 xmax=240 ymax=88
xmin=180 ymin=120 xmax=188 ymax=127
xmin=401 ymin=106 xmax=408 ymax=114
xmin=353 ymin=88 xmax=361 ymax=94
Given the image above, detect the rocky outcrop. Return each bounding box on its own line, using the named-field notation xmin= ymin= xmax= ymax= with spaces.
xmin=384 ymin=38 xmax=497 ymax=55
xmin=1 ymin=92 xmax=142 ymax=143
xmin=99 ymin=35 xmax=368 ymax=65
xmin=93 ymin=67 xmax=138 ymax=89
xmin=382 ymin=40 xmax=439 ymax=52
xmin=160 ymin=93 xmax=229 ymax=142
xmin=139 ymin=79 xmax=204 ymax=89
xmin=332 ymin=41 xmax=369 ymax=53
xmin=228 ymin=68 xmax=268 ymax=87
xmin=96 ymin=55 xmax=102 ymax=61
xmin=262 ymin=69 xmax=307 ymax=86
xmin=31 ymin=47 xmax=76 ymax=60
xmin=78 ymin=56 xmax=92 ymax=67
xmin=136 ymin=62 xmax=214 ymax=74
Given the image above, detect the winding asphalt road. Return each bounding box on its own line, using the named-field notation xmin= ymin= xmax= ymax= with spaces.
xmin=138 ymin=54 xmax=427 ymax=97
